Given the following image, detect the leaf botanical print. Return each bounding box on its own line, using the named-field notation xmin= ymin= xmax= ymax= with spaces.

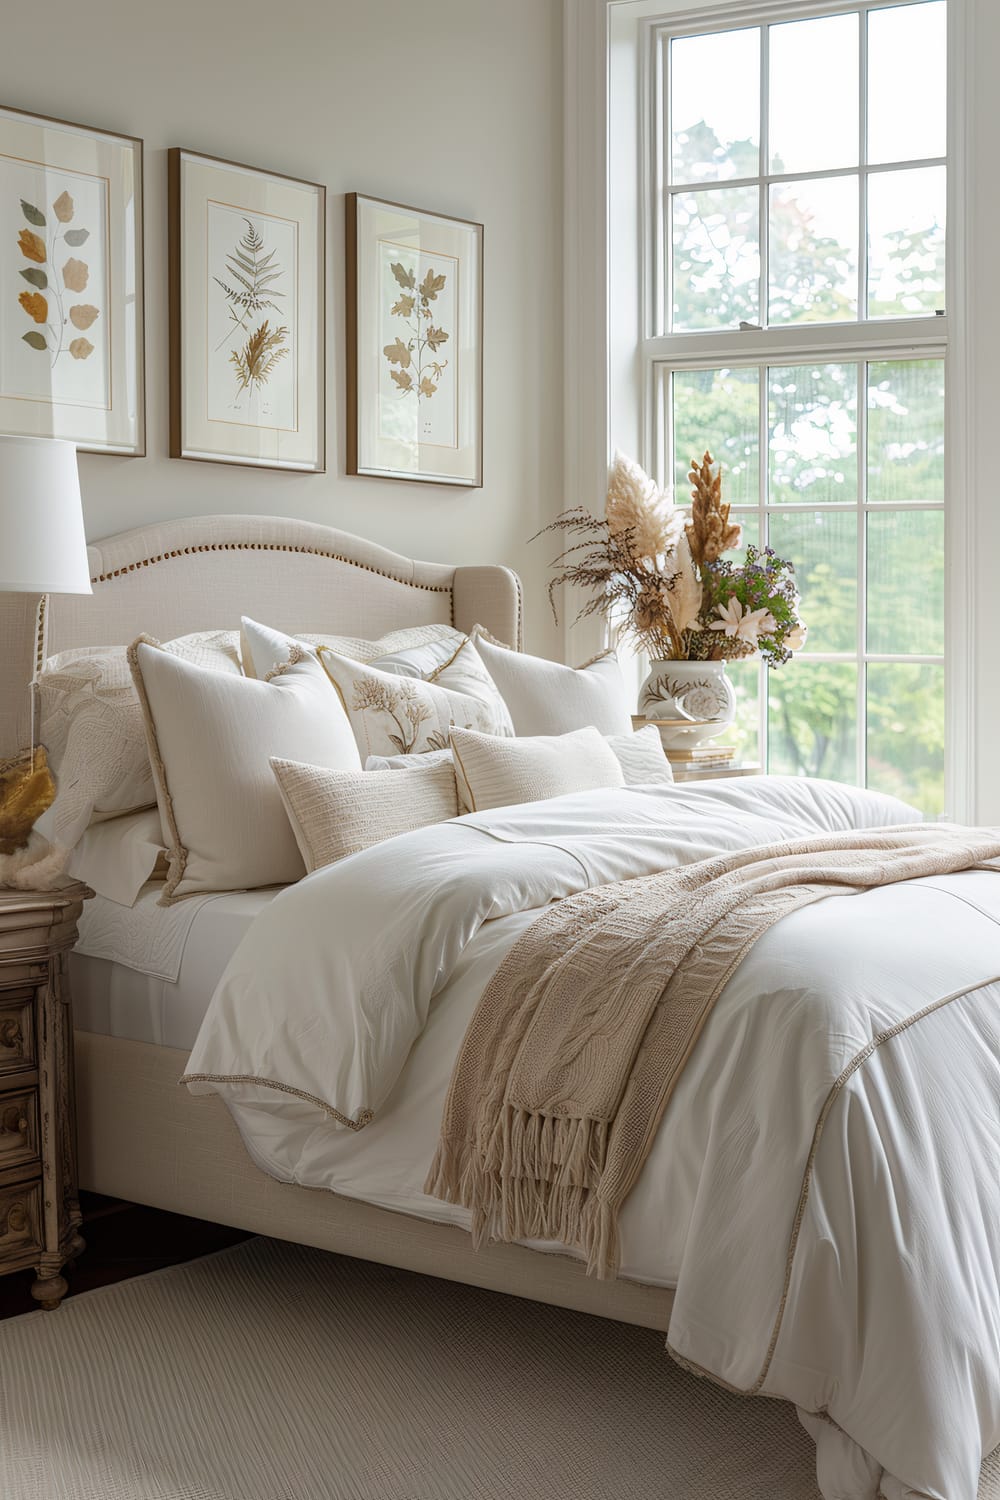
xmin=14 ymin=187 xmax=100 ymax=369
xmin=382 ymin=254 xmax=450 ymax=403
xmin=17 ymin=229 xmax=45 ymax=263
xmin=214 ymin=219 xmax=284 ymax=349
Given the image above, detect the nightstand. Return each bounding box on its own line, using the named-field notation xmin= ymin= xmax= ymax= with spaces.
xmin=0 ymin=882 xmax=90 ymax=1310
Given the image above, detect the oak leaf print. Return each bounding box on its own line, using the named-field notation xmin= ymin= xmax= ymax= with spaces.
xmin=52 ymin=191 xmax=74 ymax=223
xmin=69 ymin=337 xmax=94 ymax=360
xmin=419 ymin=269 xmax=446 ymax=300
xmin=62 ymin=258 xmax=89 ymax=292
xmin=390 ymin=261 xmax=415 ymax=290
xmin=390 ymin=369 xmax=413 ymax=391
xmin=418 ymin=376 xmax=436 ymax=398
xmin=69 ymin=304 xmax=100 ymax=330
xmin=17 ymin=229 xmax=45 ymax=263
xmin=425 ymin=324 xmax=448 ymax=352
xmin=18 ymin=291 xmax=48 ymax=323
xmin=390 ymin=294 xmax=415 ymax=318
xmin=383 ymin=337 xmax=411 ymax=368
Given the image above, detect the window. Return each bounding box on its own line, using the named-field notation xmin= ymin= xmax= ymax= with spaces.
xmin=648 ymin=0 xmax=948 ymax=814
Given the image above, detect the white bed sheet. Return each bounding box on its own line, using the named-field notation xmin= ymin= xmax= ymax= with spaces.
xmin=72 ymin=888 xmax=280 ymax=1050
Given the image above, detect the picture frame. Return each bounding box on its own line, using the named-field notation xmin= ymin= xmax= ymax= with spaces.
xmin=168 ymin=148 xmax=325 ymax=472
xmin=347 ymin=193 xmax=483 ymax=488
xmin=0 ymin=104 xmax=144 ymax=457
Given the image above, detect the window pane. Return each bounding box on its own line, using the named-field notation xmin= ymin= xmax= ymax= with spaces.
xmin=767 ymin=510 xmax=857 ymax=653
xmin=867 ymin=663 xmax=944 ymax=815
xmin=867 ymin=511 xmax=944 ymax=655
xmin=867 ymin=360 xmax=945 ymax=502
xmin=767 ymin=661 xmax=857 ymax=781
xmin=670 ymin=29 xmax=760 ymax=185
xmin=769 ymin=177 xmax=858 ymax=325
xmin=672 ymin=367 xmax=759 ymax=504
xmin=718 ymin=657 xmax=761 ymax=765
xmin=768 ymin=364 xmax=858 ymax=504
xmin=867 ymin=166 xmax=946 ymax=318
xmin=729 ymin=510 xmax=759 ymax=549
xmin=867 ymin=3 xmax=946 ymax=165
xmin=769 ymin=14 xmax=859 ymax=173
xmin=672 ymin=187 xmax=760 ymax=330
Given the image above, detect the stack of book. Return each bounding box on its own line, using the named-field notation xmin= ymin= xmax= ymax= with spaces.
xmin=665 ymin=743 xmax=737 ymax=773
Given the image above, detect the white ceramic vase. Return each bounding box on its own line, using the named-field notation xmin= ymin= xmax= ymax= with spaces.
xmin=638 ymin=659 xmax=736 ymax=748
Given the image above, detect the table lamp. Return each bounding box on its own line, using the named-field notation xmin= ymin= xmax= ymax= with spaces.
xmin=0 ymin=435 xmax=91 ymax=866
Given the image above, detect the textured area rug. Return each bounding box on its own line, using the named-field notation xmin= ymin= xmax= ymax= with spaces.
xmin=0 ymin=1236 xmax=996 ymax=1500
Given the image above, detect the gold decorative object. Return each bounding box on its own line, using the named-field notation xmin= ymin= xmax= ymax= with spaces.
xmin=0 ymin=747 xmax=56 ymax=855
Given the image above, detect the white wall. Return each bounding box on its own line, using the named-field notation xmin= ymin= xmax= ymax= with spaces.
xmin=0 ymin=0 xmax=564 ymax=654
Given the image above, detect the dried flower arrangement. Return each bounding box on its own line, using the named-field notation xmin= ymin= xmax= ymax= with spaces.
xmin=539 ymin=451 xmax=807 ymax=666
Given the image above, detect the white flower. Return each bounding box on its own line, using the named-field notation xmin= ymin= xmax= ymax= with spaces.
xmin=709 ymin=598 xmax=775 ymax=645
xmin=709 ymin=597 xmax=746 ymax=638
xmin=786 ymin=621 xmax=808 ymax=651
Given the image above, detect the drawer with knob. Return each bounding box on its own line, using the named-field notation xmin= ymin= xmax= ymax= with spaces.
xmin=0 ymin=993 xmax=35 ymax=1078
xmin=0 ymin=1180 xmax=42 ymax=1262
xmin=0 ymin=1089 xmax=39 ymax=1176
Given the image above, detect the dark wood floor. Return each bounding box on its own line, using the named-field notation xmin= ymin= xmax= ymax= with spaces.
xmin=0 ymin=1192 xmax=253 ymax=1320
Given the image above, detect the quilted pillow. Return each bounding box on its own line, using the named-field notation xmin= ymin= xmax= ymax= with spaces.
xmin=38 ymin=631 xmax=243 ymax=852
xmin=471 ymin=631 xmax=632 ymax=737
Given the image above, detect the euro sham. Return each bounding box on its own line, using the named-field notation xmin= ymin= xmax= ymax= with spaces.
xmin=128 ymin=637 xmax=361 ymax=902
xmin=471 ymin=630 xmax=632 ymax=737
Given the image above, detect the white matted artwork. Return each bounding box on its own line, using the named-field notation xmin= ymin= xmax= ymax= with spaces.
xmin=169 ymin=149 xmax=324 ymax=472
xmin=0 ymin=105 xmax=144 ymax=456
xmin=347 ymin=193 xmax=482 ymax=487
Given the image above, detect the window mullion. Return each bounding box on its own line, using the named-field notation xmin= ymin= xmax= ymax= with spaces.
xmin=858 ymin=5 xmax=869 ymax=322
xmin=759 ymin=360 xmax=770 ymax=770
xmin=856 ymin=361 xmax=868 ymax=789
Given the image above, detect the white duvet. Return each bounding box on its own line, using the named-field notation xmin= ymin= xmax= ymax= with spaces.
xmin=185 ymin=777 xmax=1000 ymax=1500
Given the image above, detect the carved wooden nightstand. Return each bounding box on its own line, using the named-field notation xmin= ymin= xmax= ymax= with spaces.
xmin=0 ymin=882 xmax=90 ymax=1309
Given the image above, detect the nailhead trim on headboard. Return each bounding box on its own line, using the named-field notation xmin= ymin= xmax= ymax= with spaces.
xmin=89 ymin=541 xmax=453 ymax=594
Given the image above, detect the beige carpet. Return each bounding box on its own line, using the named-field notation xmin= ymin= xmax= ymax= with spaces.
xmin=0 ymin=1237 xmax=996 ymax=1500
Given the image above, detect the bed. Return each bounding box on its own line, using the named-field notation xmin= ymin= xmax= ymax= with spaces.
xmin=2 ymin=512 xmax=998 ymax=1500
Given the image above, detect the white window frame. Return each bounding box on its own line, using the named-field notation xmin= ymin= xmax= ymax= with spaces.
xmin=563 ymin=0 xmax=974 ymax=819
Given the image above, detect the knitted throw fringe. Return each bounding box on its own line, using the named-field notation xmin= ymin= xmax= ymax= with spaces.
xmin=425 ymin=823 xmax=1000 ymax=1279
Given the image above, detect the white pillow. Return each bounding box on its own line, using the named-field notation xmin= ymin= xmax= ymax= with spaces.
xmin=471 ymin=631 xmax=632 ymax=737
xmin=364 ymin=748 xmax=455 ymax=774
xmin=271 ymin=755 xmax=459 ymax=872
xmin=317 ymin=646 xmax=512 ymax=760
xmin=38 ymin=631 xmax=243 ymax=851
xmin=605 ymin=724 xmax=674 ymax=786
xmin=241 ymin=617 xmax=465 ymax=679
xmin=34 ymin=805 xmax=166 ymax=907
xmin=128 ymin=638 xmax=361 ymax=902
xmin=241 ymin=617 xmax=513 ymax=739
xmin=449 ymin=724 xmax=625 ymax=814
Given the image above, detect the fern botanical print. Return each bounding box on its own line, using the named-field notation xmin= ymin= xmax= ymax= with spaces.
xmin=15 ymin=188 xmax=99 ymax=369
xmin=209 ymin=209 xmax=294 ymax=418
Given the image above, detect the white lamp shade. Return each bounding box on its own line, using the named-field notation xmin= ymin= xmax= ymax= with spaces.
xmin=0 ymin=434 xmax=92 ymax=594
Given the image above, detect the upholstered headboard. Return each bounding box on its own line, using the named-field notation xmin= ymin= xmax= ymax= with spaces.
xmin=0 ymin=513 xmax=522 ymax=756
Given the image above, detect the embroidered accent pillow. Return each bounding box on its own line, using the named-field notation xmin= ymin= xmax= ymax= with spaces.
xmin=449 ymin=724 xmax=625 ymax=814
xmin=271 ymin=755 xmax=459 ymax=872
xmin=38 ymin=632 xmax=243 ymax=852
xmin=470 ymin=631 xmax=632 ymax=737
xmin=240 ymin=616 xmax=466 ymax=679
xmin=128 ymin=638 xmax=361 ymax=902
xmin=317 ymin=645 xmax=513 ymax=760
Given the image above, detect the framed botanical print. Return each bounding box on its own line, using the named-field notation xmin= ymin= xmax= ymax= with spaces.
xmin=168 ymin=149 xmax=325 ymax=472
xmin=0 ymin=105 xmax=144 ymax=456
xmin=347 ymin=193 xmax=482 ymax=487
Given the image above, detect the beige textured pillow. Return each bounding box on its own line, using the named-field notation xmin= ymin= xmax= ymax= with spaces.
xmin=471 ymin=631 xmax=632 ymax=737
xmin=271 ymin=755 xmax=459 ymax=872
xmin=38 ymin=632 xmax=243 ymax=852
xmin=317 ymin=646 xmax=512 ymax=760
xmin=449 ymin=724 xmax=625 ymax=814
xmin=128 ymin=638 xmax=362 ymax=902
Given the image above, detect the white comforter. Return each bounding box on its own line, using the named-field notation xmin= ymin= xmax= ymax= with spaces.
xmin=185 ymin=777 xmax=1000 ymax=1500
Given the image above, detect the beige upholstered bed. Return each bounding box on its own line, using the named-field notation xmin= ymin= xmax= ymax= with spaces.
xmin=1 ymin=513 xmax=675 ymax=1333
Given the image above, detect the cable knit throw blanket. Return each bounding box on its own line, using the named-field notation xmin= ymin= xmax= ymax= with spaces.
xmin=425 ymin=823 xmax=1000 ymax=1278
